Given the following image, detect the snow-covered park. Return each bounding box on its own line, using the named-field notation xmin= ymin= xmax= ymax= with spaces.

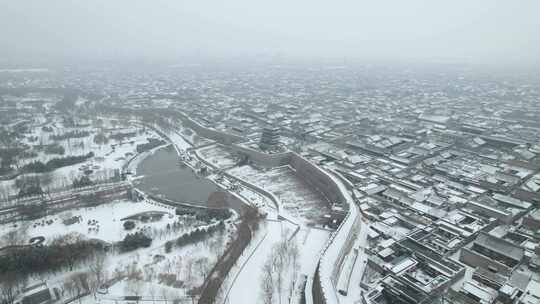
xmin=0 ymin=199 xmax=180 ymax=245
xmin=0 ymin=118 xmax=163 ymax=199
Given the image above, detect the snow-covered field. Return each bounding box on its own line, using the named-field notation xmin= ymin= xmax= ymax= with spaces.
xmin=56 ymin=218 xmax=236 ymax=304
xmin=0 ymin=199 xmax=179 ymax=245
xmin=198 ymin=145 xmax=238 ymax=169
xmin=227 ymin=165 xmax=331 ymax=225
xmin=9 ymin=197 xmax=238 ymax=303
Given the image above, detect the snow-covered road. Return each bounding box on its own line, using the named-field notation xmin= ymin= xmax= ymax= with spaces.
xmin=226 ymin=220 xmax=330 ymax=304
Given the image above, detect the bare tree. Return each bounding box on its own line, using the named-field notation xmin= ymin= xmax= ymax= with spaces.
xmin=215 ymin=276 xmax=229 ymax=304
xmin=209 ymin=238 xmax=222 ymax=257
xmin=51 ymin=234 xmax=84 ymax=271
xmin=0 ymin=184 xmax=11 ymax=206
xmin=1 ymin=225 xmax=27 ymax=247
xmin=0 ymin=271 xmax=26 ymax=304
xmin=160 ymin=286 xmax=169 ymax=304
xmin=272 ymin=244 xmax=287 ymax=304
xmin=184 ymin=258 xmax=194 ymax=285
xmin=175 ymin=257 xmax=183 ymax=279
xmin=88 ymin=252 xmax=107 ymax=293
xmin=63 ymin=279 xmax=77 ymax=299
xmin=143 ymin=265 xmax=156 ymax=282
xmin=148 ymin=283 xmax=157 ymax=304
xmin=67 ymin=272 xmax=90 ymax=304
xmin=195 ymin=257 xmax=210 ymax=280
xmin=39 ymin=171 xmax=55 ymax=198
xmin=261 ymin=259 xmax=275 ymax=304
xmin=126 ymin=262 xmax=141 ymax=281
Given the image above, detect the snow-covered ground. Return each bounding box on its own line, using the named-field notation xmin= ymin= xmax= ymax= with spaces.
xmin=225 ymin=220 xmax=330 ymax=304
xmin=15 ymin=199 xmax=238 ymax=304
xmin=161 ymin=127 xmax=192 ymax=151
xmin=56 ymin=218 xmax=235 ymax=304
xmin=207 ymin=172 xmax=277 ymax=214
xmin=1 ymin=120 xmax=162 ymax=197
xmin=227 ymin=165 xmax=331 ymax=225
xmin=226 ymin=220 xmax=293 ymax=304
xmin=0 ymin=199 xmax=179 ymax=245
xmin=198 ymin=144 xmax=238 ymax=169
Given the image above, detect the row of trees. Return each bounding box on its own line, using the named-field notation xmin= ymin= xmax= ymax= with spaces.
xmin=22 ymin=152 xmax=94 ymax=173
xmin=0 ymin=147 xmax=25 ymax=175
xmin=0 ymin=235 xmax=105 ymax=279
xmin=175 ymin=207 xmax=232 ymax=223
xmin=261 ymin=232 xmax=300 ymax=304
xmin=42 ymin=143 xmax=65 ymax=155
xmin=119 ymin=232 xmax=152 ymax=252
xmin=0 ymin=167 xmax=120 ymax=206
xmin=0 ymin=271 xmax=26 ymax=304
xmin=172 ymin=221 xmax=226 ymax=250
xmin=93 ymin=132 xmax=108 ymax=145
xmin=72 ymin=175 xmax=93 ymax=188
xmin=49 ymin=130 xmax=90 ymax=141
xmin=1 ymin=249 xmax=110 ymax=304
xmin=197 ymin=206 xmax=261 ymax=304
xmin=15 ymin=176 xmax=45 ymax=198
xmin=109 ymin=131 xmax=136 ymax=141
xmin=136 ymin=138 xmax=166 ymax=153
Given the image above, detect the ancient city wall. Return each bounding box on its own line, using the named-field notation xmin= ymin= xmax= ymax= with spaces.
xmin=230 ymin=145 xmax=349 ymax=206
xmin=289 ymin=152 xmax=348 ymax=204
xmin=230 ymin=144 xmax=291 ymax=168
xmin=173 ymin=111 xmax=244 ymax=145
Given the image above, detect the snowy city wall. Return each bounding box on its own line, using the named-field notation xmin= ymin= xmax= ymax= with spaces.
xmin=229 ymin=147 xmax=349 ymax=206
xmin=289 ymin=153 xmax=348 ymax=205
xmin=173 ymin=110 xmax=245 ymax=145
xmin=309 ymin=169 xmax=361 ymax=304
xmin=231 ymin=144 xmax=291 ymax=168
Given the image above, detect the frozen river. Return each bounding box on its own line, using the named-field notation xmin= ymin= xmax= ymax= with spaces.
xmin=135 ymin=145 xmax=218 ymax=203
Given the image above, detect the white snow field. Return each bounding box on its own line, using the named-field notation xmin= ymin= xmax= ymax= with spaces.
xmin=0 ymin=199 xmax=179 ymax=245
xmin=227 ymin=165 xmax=332 ymax=225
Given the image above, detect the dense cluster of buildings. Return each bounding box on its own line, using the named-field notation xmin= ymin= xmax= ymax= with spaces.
xmin=2 ymin=64 xmax=540 ymax=304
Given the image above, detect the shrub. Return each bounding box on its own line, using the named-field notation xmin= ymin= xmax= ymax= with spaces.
xmin=165 ymin=241 xmax=173 ymax=253
xmin=44 ymin=144 xmax=65 ymax=155
xmin=93 ymin=133 xmax=109 ymax=145
xmin=72 ymin=175 xmax=93 ymax=188
xmin=22 ymin=152 xmax=94 ymax=173
xmin=175 ymin=221 xmax=224 ymax=248
xmin=50 ymin=130 xmax=90 ymax=141
xmin=175 ymin=207 xmax=232 ymax=223
xmin=120 ymin=232 xmax=152 ymax=252
xmin=123 ymin=221 xmax=136 ymax=230
xmin=136 ymin=138 xmax=166 ymax=153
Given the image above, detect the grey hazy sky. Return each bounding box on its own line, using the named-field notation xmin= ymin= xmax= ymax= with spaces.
xmin=1 ymin=0 xmax=539 ymax=65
